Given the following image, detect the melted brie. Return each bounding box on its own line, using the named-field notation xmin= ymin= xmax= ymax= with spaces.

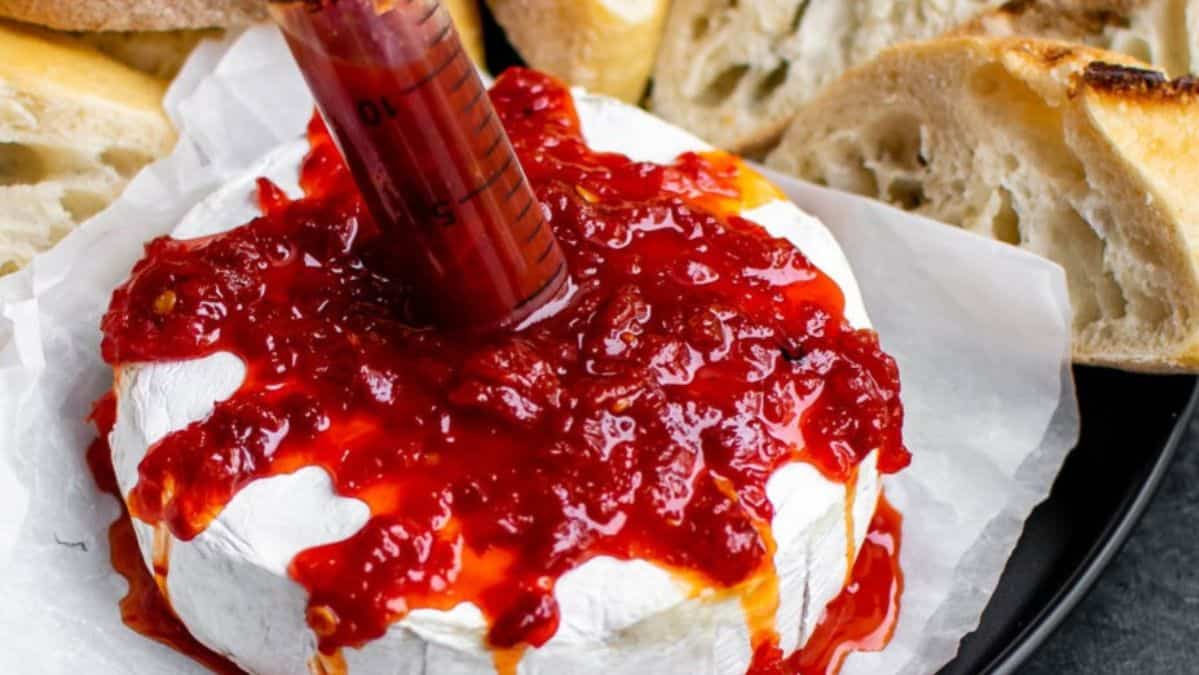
xmin=109 ymin=90 xmax=881 ymax=675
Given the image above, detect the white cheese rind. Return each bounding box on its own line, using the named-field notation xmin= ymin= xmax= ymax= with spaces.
xmin=109 ymin=92 xmax=882 ymax=675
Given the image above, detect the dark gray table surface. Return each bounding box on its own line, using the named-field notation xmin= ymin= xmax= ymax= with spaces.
xmin=1020 ymin=416 xmax=1199 ymax=675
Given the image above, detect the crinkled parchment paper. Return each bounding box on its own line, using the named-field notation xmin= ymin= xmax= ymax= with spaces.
xmin=0 ymin=26 xmax=1078 ymax=675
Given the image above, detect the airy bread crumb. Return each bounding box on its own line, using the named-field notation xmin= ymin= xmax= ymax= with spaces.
xmin=0 ymin=20 xmax=175 ymax=273
xmin=652 ymin=0 xmax=1198 ymax=155
xmin=767 ymin=35 xmax=1199 ymax=372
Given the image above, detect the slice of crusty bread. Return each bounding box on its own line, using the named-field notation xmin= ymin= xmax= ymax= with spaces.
xmin=0 ymin=0 xmax=264 ymax=31
xmin=76 ymin=29 xmax=220 ymax=80
xmin=486 ymin=0 xmax=671 ymax=102
xmin=651 ymin=0 xmax=1005 ymax=154
xmin=766 ymin=36 xmax=1199 ymax=372
xmin=0 ymin=20 xmax=175 ymax=274
xmin=960 ymin=0 xmax=1199 ymax=76
xmin=70 ymin=0 xmax=487 ymax=78
xmin=6 ymin=1 xmax=485 ymax=67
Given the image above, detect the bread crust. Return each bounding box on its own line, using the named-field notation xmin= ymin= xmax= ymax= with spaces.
xmin=1081 ymin=61 xmax=1199 ymax=100
xmin=961 ymin=0 xmax=1198 ymax=76
xmin=0 ymin=0 xmax=266 ymax=31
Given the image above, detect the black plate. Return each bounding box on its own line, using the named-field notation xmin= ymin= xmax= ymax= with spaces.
xmin=476 ymin=13 xmax=1199 ymax=671
xmin=939 ymin=367 xmax=1199 ymax=674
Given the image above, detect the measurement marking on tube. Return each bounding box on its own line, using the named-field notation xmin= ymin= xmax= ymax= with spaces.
xmin=461 ymin=85 xmax=486 ymax=114
xmin=459 ymin=155 xmax=514 ymax=204
xmin=515 ymin=262 xmax=567 ymax=309
xmin=535 ymin=237 xmax=555 ymax=264
xmin=522 ymin=217 xmax=546 ymax=245
xmin=399 ymin=43 xmax=463 ymax=94
xmin=514 ymin=196 xmax=535 ymax=224
xmin=428 ymin=20 xmax=453 ymax=47
xmin=416 ymin=2 xmax=439 ymax=25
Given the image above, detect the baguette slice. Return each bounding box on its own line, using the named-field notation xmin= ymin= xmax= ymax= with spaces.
xmin=960 ymin=0 xmax=1199 ymax=76
xmin=651 ymin=0 xmax=1004 ymax=154
xmin=0 ymin=20 xmax=175 ymax=274
xmin=766 ymin=36 xmax=1199 ymax=372
xmin=0 ymin=0 xmax=264 ymax=31
xmin=71 ymin=0 xmax=487 ymax=78
xmin=76 ymin=29 xmax=220 ymax=80
xmin=486 ymin=0 xmax=671 ymax=103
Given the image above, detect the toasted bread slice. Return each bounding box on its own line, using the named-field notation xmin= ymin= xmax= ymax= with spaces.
xmin=76 ymin=29 xmax=219 ymax=80
xmin=766 ymin=36 xmax=1199 ymax=371
xmin=651 ymin=0 xmax=1004 ymax=154
xmin=0 ymin=0 xmax=263 ymax=31
xmin=0 ymin=20 xmax=175 ymax=274
xmin=8 ymin=0 xmax=485 ymax=70
xmin=960 ymin=0 xmax=1199 ymax=76
xmin=486 ymin=0 xmax=671 ymax=102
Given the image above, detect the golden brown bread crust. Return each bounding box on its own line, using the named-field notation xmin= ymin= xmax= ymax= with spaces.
xmin=1080 ymin=61 xmax=1199 ymax=100
xmin=995 ymin=0 xmax=1138 ymax=24
xmin=0 ymin=0 xmax=266 ymax=31
xmin=961 ymin=0 xmax=1198 ymax=78
xmin=957 ymin=0 xmax=1132 ymax=39
xmin=998 ymin=0 xmax=1148 ymax=14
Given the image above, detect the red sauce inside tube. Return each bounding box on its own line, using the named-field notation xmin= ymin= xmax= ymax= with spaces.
xmin=95 ymin=69 xmax=908 ymax=670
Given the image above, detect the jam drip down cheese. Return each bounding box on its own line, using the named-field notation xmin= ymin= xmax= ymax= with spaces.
xmin=98 ymin=69 xmax=909 ymax=665
xmin=87 ymin=394 xmax=243 ymax=675
xmin=749 ymin=498 xmax=904 ymax=675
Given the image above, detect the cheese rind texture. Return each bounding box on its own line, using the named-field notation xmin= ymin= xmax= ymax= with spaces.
xmin=109 ymin=91 xmax=881 ymax=675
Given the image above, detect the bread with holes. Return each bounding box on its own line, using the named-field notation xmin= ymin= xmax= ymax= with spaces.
xmin=651 ymin=0 xmax=1006 ymax=154
xmin=0 ymin=20 xmax=175 ymax=274
xmin=486 ymin=0 xmax=671 ymax=102
xmin=0 ymin=0 xmax=264 ymax=31
xmin=958 ymin=0 xmax=1199 ymax=76
xmin=766 ymin=35 xmax=1199 ymax=372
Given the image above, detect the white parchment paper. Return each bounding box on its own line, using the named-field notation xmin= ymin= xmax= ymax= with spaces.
xmin=0 ymin=26 xmax=1078 ymax=675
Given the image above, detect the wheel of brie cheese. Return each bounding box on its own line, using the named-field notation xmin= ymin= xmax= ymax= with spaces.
xmin=98 ymin=69 xmax=909 ymax=675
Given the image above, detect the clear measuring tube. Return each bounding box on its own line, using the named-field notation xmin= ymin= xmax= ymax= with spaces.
xmin=268 ymin=0 xmax=569 ymax=331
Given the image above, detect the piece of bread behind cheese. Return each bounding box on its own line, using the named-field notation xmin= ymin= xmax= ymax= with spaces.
xmin=766 ymin=36 xmax=1199 ymax=372
xmin=960 ymin=0 xmax=1199 ymax=76
xmin=0 ymin=0 xmax=264 ymax=31
xmin=0 ymin=20 xmax=175 ymax=274
xmin=651 ymin=0 xmax=1198 ymax=154
xmin=4 ymin=0 xmax=486 ymax=71
xmin=651 ymin=0 xmax=1005 ymax=153
xmin=486 ymin=0 xmax=671 ymax=102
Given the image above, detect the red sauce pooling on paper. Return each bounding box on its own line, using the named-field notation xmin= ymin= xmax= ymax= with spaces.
xmin=748 ymin=497 xmax=904 ymax=675
xmin=97 ymin=69 xmax=908 ymax=662
xmin=86 ymin=394 xmax=242 ymax=675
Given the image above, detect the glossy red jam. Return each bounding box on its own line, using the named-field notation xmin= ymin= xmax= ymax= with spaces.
xmin=748 ymin=497 xmax=904 ymax=675
xmin=87 ymin=394 xmax=242 ymax=675
xmin=97 ymin=68 xmax=908 ymax=665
